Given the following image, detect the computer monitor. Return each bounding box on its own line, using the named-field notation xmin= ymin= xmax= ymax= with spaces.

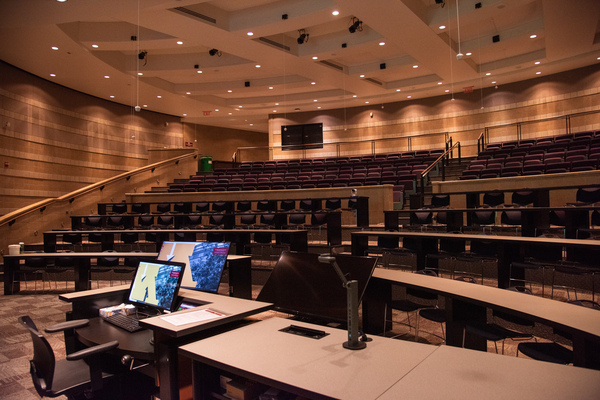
xmin=128 ymin=259 xmax=185 ymax=313
xmin=157 ymin=241 xmax=230 ymax=292
xmin=256 ymin=251 xmax=377 ymax=324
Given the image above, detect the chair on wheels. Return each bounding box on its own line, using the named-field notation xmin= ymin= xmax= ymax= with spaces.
xmin=462 ymin=287 xmax=535 ymax=354
xmin=18 ymin=315 xmax=119 ymax=399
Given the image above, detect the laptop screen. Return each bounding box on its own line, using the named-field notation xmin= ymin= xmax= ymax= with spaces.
xmin=128 ymin=260 xmax=185 ymax=313
xmin=157 ymin=241 xmax=230 ymax=292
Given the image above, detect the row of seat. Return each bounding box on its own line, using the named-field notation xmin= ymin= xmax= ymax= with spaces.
xmin=462 ymin=131 xmax=600 ymax=179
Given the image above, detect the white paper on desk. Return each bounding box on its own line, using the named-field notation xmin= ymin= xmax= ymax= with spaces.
xmin=160 ymin=308 xmax=226 ymax=326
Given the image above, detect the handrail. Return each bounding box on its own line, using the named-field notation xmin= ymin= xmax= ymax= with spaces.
xmin=238 ymin=109 xmax=599 ymax=162
xmin=0 ymin=151 xmax=198 ymax=228
xmin=420 ymin=141 xmax=461 ymax=198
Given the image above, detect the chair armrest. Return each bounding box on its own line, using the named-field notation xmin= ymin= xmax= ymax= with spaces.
xmin=45 ymin=319 xmax=90 ymax=333
xmin=66 ymin=340 xmax=119 ymax=361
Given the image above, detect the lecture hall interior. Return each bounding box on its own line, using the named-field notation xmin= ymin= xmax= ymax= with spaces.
xmin=1 ymin=0 xmax=600 ymax=399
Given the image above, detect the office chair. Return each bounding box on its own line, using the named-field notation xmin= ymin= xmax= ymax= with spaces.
xmin=18 ymin=315 xmax=119 ymax=399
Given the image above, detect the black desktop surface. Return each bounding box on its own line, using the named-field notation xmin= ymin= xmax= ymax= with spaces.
xmin=256 ymin=251 xmax=377 ymax=324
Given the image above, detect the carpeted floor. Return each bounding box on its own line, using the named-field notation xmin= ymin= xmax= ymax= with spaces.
xmin=0 ymin=267 xmax=581 ymax=400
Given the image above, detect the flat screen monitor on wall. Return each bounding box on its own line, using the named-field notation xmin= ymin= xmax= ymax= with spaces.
xmin=281 ymin=123 xmax=323 ymax=150
xmin=157 ymin=241 xmax=230 ymax=292
xmin=256 ymin=251 xmax=377 ymax=324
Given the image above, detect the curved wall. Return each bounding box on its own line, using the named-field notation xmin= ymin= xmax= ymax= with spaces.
xmin=268 ymin=64 xmax=600 ymax=160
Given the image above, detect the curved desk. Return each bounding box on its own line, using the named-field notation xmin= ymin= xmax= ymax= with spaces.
xmin=363 ymin=268 xmax=600 ymax=369
xmin=76 ymin=317 xmax=154 ymax=360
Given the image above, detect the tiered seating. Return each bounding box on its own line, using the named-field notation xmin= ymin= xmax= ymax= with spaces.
xmin=460 ymin=131 xmax=600 ymax=180
xmin=168 ymin=150 xmax=444 ymax=193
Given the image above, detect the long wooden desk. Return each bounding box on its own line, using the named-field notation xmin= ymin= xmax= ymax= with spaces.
xmin=179 ymin=317 xmax=600 ymax=400
xmin=43 ymin=228 xmax=308 ymax=254
xmin=3 ymin=252 xmax=156 ymax=295
xmin=351 ymin=230 xmax=600 ymax=288
xmin=3 ymin=253 xmax=252 ymax=298
xmin=378 ymin=344 xmax=600 ymax=400
xmin=384 ymin=206 xmax=598 ymax=238
xmin=61 ymin=286 xmax=273 ymax=400
xmin=180 ymin=317 xmax=438 ymax=400
xmin=363 ymin=268 xmax=600 ymax=369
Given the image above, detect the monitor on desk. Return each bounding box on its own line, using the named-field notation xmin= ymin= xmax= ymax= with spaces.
xmin=128 ymin=260 xmax=185 ymax=313
xmin=157 ymin=241 xmax=230 ymax=292
xmin=256 ymin=251 xmax=377 ymax=324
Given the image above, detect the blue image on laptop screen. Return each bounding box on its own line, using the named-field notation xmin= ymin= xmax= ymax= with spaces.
xmin=157 ymin=241 xmax=230 ymax=292
xmin=128 ymin=260 xmax=185 ymax=312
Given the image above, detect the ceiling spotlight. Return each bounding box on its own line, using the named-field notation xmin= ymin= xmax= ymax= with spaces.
xmin=348 ymin=17 xmax=362 ymax=33
xmin=209 ymin=48 xmax=222 ymax=57
xmin=297 ymin=29 xmax=309 ymax=45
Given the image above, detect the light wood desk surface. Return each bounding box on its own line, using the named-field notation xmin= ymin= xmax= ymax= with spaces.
xmin=180 ymin=317 xmax=600 ymax=400
xmin=180 ymin=317 xmax=438 ymax=400
xmin=379 ymin=344 xmax=600 ymax=400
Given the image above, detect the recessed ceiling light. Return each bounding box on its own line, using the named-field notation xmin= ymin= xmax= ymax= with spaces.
xmin=312 ymin=56 xmax=318 ymax=60
xmin=438 ymin=82 xmax=442 ymax=85
xmin=269 ymin=86 xmax=274 ymax=90
xmin=365 ymin=101 xmax=370 ymax=104
xmin=228 ymin=112 xmax=233 ymax=115
xmin=57 ymin=0 xmax=67 ymax=3
xmin=353 ymin=95 xmax=358 ymax=98
xmin=215 ymin=109 xmax=219 ymax=112
xmin=536 ymin=71 xmax=541 ymax=75
xmin=317 ymin=106 xmax=321 ymax=109
xmin=535 ymin=61 xmax=541 ymax=65
xmin=396 ymin=89 xmax=401 ymax=92
xmin=92 ymin=44 xmax=99 ymax=48
xmin=110 ymin=95 xmax=114 ymax=98
xmin=311 ymin=82 xmax=316 ymax=85
xmin=332 ymin=10 xmax=339 ymax=16
xmin=379 ymin=41 xmax=386 ymax=46
xmin=273 ymin=110 xmax=277 ymax=112
xmin=413 ymin=65 xmax=418 ymax=68
xmin=313 ymin=99 xmax=318 ymax=102
xmin=250 ymin=124 xmax=253 ymax=126
xmin=407 ymin=95 xmax=412 ymax=99
xmin=255 ymin=64 xmax=261 ymax=68
xmin=183 ymin=113 xmax=187 ymax=117
xmin=186 ymin=92 xmax=191 ymax=95
xmin=275 ymin=103 xmax=279 ymax=106
xmin=238 ymin=105 xmax=243 ymax=108
xmin=439 ymin=25 xmax=446 ymax=30
xmin=486 ymin=72 xmax=491 ymax=76
xmin=104 ymin=75 xmax=110 ymax=79
xmin=50 ymin=73 xmax=56 ymax=77
xmin=491 ymin=81 xmax=497 ymax=84
xmin=138 ymin=72 xmax=143 ymax=76
xmin=228 ymin=90 xmax=233 ymax=93
xmin=177 ymin=41 xmax=183 ymax=45
xmin=360 ymin=74 xmax=365 ymax=78
xmin=530 ymin=34 xmax=537 ymax=39
xmin=445 ymin=89 xmax=450 ymax=93
xmin=157 ymin=95 xmax=162 ymax=99
xmin=247 ymin=32 xmax=254 ymax=36
xmin=197 ymin=70 xmax=203 ymax=73
xmin=466 ymin=52 xmax=472 ymax=56
xmin=51 ymin=46 xmax=59 ymax=51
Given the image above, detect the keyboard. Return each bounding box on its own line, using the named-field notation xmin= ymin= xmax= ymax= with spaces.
xmin=103 ymin=313 xmax=144 ymax=332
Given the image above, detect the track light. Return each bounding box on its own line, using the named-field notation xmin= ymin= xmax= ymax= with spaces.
xmin=297 ymin=29 xmax=309 ymax=45
xmin=348 ymin=17 xmax=362 ymax=34
xmin=208 ymin=48 xmax=222 ymax=56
